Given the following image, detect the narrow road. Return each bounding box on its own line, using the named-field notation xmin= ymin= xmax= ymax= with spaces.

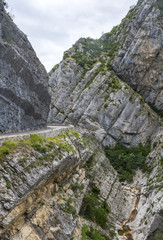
xmin=0 ymin=125 xmax=74 ymax=145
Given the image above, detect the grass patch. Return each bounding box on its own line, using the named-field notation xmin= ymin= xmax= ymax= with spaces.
xmin=104 ymin=142 xmax=151 ymax=182
xmin=81 ymin=225 xmax=110 ymax=240
xmin=0 ymin=147 xmax=10 ymax=156
xmin=3 ymin=140 xmax=17 ymax=149
xmin=70 ymin=130 xmax=80 ymax=139
xmin=0 ymin=130 xmax=82 ymax=163
xmin=0 ymin=140 xmax=18 ymax=159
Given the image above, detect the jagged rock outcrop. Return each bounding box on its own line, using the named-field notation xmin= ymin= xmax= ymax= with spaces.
xmin=0 ymin=129 xmax=91 ymax=239
xmin=0 ymin=129 xmax=129 ymax=240
xmin=48 ymin=0 xmax=163 ymax=147
xmin=0 ymin=1 xmax=50 ymax=133
xmin=0 ymin=129 xmax=162 ymax=240
xmin=112 ymin=0 xmax=163 ymax=110
xmin=48 ymin=49 xmax=159 ymax=147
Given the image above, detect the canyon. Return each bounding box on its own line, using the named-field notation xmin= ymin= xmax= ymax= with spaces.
xmin=0 ymin=0 xmax=163 ymax=239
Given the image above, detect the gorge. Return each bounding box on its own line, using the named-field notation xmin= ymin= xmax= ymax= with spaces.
xmin=0 ymin=0 xmax=163 ymax=239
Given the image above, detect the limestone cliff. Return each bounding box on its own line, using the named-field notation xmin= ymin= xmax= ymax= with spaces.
xmin=0 ymin=0 xmax=162 ymax=239
xmin=48 ymin=0 xmax=162 ymax=147
xmin=0 ymin=129 xmax=162 ymax=240
xmin=47 ymin=0 xmax=163 ymax=239
xmin=0 ymin=129 xmax=90 ymax=239
xmin=112 ymin=0 xmax=163 ymax=110
xmin=0 ymin=1 xmax=50 ymax=133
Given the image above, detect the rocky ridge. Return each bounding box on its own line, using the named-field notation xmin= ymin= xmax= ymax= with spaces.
xmin=0 ymin=0 xmax=50 ymax=133
xmin=48 ymin=0 xmax=162 ymax=147
xmin=112 ymin=0 xmax=163 ymax=110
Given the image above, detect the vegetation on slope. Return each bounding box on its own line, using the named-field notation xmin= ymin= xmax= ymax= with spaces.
xmin=153 ymin=0 xmax=163 ymax=16
xmin=148 ymin=103 xmax=163 ymax=119
xmin=104 ymin=142 xmax=151 ymax=182
xmin=80 ymin=183 xmax=111 ymax=229
xmin=154 ymin=230 xmax=163 ymax=240
xmin=0 ymin=130 xmax=85 ymax=164
xmin=81 ymin=225 xmax=110 ymax=240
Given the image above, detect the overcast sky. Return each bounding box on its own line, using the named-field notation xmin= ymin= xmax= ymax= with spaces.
xmin=7 ymin=0 xmax=138 ymax=72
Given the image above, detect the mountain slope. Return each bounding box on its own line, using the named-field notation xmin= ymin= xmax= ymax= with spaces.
xmin=48 ymin=0 xmax=163 ymax=147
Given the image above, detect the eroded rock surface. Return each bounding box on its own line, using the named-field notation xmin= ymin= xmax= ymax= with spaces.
xmin=0 ymin=129 xmax=162 ymax=240
xmin=112 ymin=0 xmax=163 ymax=109
xmin=0 ymin=1 xmax=50 ymax=133
xmin=48 ymin=0 xmax=162 ymax=146
xmin=0 ymin=129 xmax=91 ymax=239
xmin=49 ymin=57 xmax=159 ymax=147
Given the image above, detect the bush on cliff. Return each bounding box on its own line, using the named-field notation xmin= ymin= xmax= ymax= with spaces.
xmin=104 ymin=142 xmax=151 ymax=182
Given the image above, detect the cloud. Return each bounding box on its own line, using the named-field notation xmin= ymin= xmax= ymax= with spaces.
xmin=8 ymin=0 xmax=138 ymax=72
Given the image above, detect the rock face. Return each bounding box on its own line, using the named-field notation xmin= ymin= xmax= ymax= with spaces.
xmin=112 ymin=0 xmax=163 ymax=110
xmin=0 ymin=129 xmax=162 ymax=240
xmin=0 ymin=129 xmax=91 ymax=239
xmin=0 ymin=1 xmax=50 ymax=133
xmin=0 ymin=0 xmax=162 ymax=239
xmin=48 ymin=0 xmax=163 ymax=146
xmin=132 ymin=130 xmax=163 ymax=240
xmin=47 ymin=0 xmax=163 ymax=239
xmin=48 ymin=50 xmax=159 ymax=148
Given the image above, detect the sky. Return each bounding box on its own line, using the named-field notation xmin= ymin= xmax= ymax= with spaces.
xmin=7 ymin=0 xmax=138 ymax=72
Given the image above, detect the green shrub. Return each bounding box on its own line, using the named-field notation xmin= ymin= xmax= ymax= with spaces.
xmin=46 ymin=141 xmax=55 ymax=150
xmin=155 ymin=230 xmax=163 ymax=240
xmin=81 ymin=185 xmax=110 ymax=229
xmin=70 ymin=182 xmax=84 ymax=192
xmin=3 ymin=140 xmax=17 ymax=149
xmin=6 ymin=182 xmax=11 ymax=189
xmin=70 ymin=130 xmax=80 ymax=139
xmin=91 ymin=183 xmax=100 ymax=195
xmin=29 ymin=134 xmax=44 ymax=144
xmin=148 ymin=103 xmax=163 ymax=118
xmin=61 ymin=198 xmax=76 ymax=216
xmin=104 ymin=142 xmax=151 ymax=182
xmin=0 ymin=147 xmax=10 ymax=155
xmin=19 ymin=156 xmax=28 ymax=163
xmin=32 ymin=142 xmax=48 ymax=153
xmin=81 ymin=225 xmax=110 ymax=240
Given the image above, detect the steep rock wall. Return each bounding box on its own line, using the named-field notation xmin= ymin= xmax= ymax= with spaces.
xmin=0 ymin=130 xmax=91 ymax=239
xmin=0 ymin=130 xmax=128 ymax=240
xmin=48 ymin=0 xmax=162 ymax=146
xmin=0 ymin=1 xmax=50 ymax=133
xmin=112 ymin=0 xmax=163 ymax=109
xmin=0 ymin=128 xmax=162 ymax=240
xmin=49 ymin=59 xmax=159 ymax=147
